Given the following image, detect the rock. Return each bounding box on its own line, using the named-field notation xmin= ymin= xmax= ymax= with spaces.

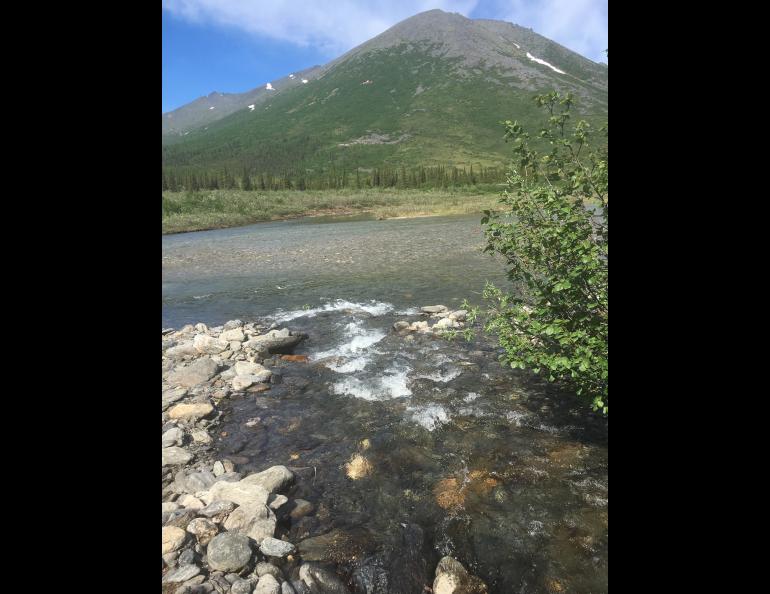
xmin=233 ymin=373 xmax=272 ymax=391
xmin=297 ymin=527 xmax=375 ymax=563
xmin=223 ymin=503 xmax=276 ymax=542
xmin=168 ymin=358 xmax=220 ymax=388
xmin=210 ymin=573 xmax=234 ymax=594
xmin=163 ymin=551 xmax=179 ymax=568
xmin=166 ymin=342 xmax=199 ymax=360
xmin=214 ymin=472 xmax=243 ymax=483
xmin=206 ymin=532 xmax=253 ymax=573
xmin=162 ymin=526 xmax=187 ymax=554
xmin=268 ymin=494 xmax=289 ymax=511
xmin=163 ymin=447 xmax=193 ymax=467
xmin=191 ymin=428 xmax=213 ymax=444
xmin=290 ymin=580 xmax=310 ymax=594
xmin=409 ymin=321 xmax=430 ymax=333
xmin=421 ymin=305 xmax=448 ymax=313
xmin=187 ymin=517 xmax=219 ymax=545
xmin=256 ymin=562 xmax=283 ymax=579
xmin=254 ymin=574 xmax=281 ymax=594
xmin=433 ymin=556 xmax=488 ymax=594
xmin=178 ymin=494 xmax=205 ymax=510
xmin=230 ymin=341 xmax=243 ymax=352
xmin=224 ymin=320 xmax=244 ymax=330
xmin=162 ymin=427 xmax=185 ymax=448
xmin=221 ymin=328 xmax=246 ymax=342
xmin=344 ymin=454 xmax=372 ymax=480
xmin=433 ymin=317 xmax=459 ymax=330
xmin=179 ymin=549 xmax=196 ymax=566
xmin=281 ymin=582 xmax=296 ymax=594
xmin=231 ymin=580 xmax=254 ymax=594
xmin=289 ymin=500 xmax=314 ymax=520
xmin=280 ymin=355 xmax=308 ymax=362
xmin=165 ymin=509 xmax=198 ymax=529
xmin=449 ymin=310 xmax=468 ymax=321
xmin=198 ymin=500 xmax=237 ymax=519
xmin=162 ymin=502 xmax=181 ymax=513
xmin=299 ymin=563 xmax=349 ymax=594
xmin=208 ymin=479 xmax=270 ymax=507
xmin=241 ymin=466 xmax=295 ymax=494
xmin=213 ymin=461 xmax=225 ymax=476
xmin=393 ymin=321 xmax=410 ymax=331
xmin=169 ymin=402 xmax=214 ymax=421
xmin=177 ymin=470 xmax=217 ymax=494
xmin=231 ymin=579 xmax=255 ymax=594
xmin=163 ymin=387 xmax=189 ymax=408
xmin=235 ymin=360 xmax=271 ymax=375
xmin=259 ymin=537 xmax=296 ymax=558
xmin=244 ymin=329 xmax=306 ymax=354
xmin=163 ymin=564 xmax=202 ymax=583
xmin=194 ymin=334 xmax=229 ymax=355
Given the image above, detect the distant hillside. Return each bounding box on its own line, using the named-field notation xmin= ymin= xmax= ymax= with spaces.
xmin=162 ymin=9 xmax=607 ymax=186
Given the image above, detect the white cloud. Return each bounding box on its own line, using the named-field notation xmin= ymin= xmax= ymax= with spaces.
xmin=163 ymin=0 xmax=478 ymax=56
xmin=162 ymin=0 xmax=607 ymax=62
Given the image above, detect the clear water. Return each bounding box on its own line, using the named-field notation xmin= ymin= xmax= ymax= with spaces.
xmin=162 ymin=215 xmax=608 ymax=593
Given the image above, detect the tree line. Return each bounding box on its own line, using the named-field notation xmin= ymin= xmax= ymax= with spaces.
xmin=162 ymin=164 xmax=507 ymax=192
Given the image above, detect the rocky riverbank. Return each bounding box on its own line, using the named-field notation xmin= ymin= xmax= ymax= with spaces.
xmin=162 ymin=309 xmax=488 ymax=594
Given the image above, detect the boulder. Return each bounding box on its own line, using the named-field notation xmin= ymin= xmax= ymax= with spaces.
xmin=168 ymin=358 xmax=220 ymax=388
xmin=162 ymin=427 xmax=185 ymax=448
xmin=241 ymin=466 xmax=295 ymax=494
xmin=221 ymin=328 xmax=246 ymax=342
xmin=223 ymin=503 xmax=276 ymax=542
xmin=421 ymin=305 xmax=448 ymax=314
xmin=259 ymin=537 xmax=296 ymax=558
xmin=254 ymin=574 xmax=281 ymax=594
xmin=244 ymin=329 xmax=306 ymax=354
xmin=433 ymin=556 xmax=488 ymax=594
xmin=206 ymin=532 xmax=253 ymax=573
xmin=208 ymin=479 xmax=270 ymax=507
xmin=162 ymin=526 xmax=187 ymax=554
xmin=163 ymin=447 xmax=193 ymax=466
xmin=168 ymin=402 xmax=214 ymax=421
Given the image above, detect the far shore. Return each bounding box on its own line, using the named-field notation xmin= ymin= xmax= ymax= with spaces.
xmin=162 ymin=187 xmax=504 ymax=235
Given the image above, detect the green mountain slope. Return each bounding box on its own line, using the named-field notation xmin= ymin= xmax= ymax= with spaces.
xmin=162 ymin=9 xmax=607 ymax=178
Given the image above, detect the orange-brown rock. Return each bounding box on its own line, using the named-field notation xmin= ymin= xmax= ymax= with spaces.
xmin=281 ymin=354 xmax=309 ymax=362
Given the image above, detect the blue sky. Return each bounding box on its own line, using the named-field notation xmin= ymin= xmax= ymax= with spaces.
xmin=162 ymin=0 xmax=608 ymax=113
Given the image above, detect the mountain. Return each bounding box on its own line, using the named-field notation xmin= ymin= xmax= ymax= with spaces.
xmin=162 ymin=9 xmax=607 ymax=178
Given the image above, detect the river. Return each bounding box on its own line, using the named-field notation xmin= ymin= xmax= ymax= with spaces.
xmin=162 ymin=214 xmax=608 ymax=593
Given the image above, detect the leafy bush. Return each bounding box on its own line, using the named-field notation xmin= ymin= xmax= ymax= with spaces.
xmin=475 ymin=91 xmax=607 ymax=413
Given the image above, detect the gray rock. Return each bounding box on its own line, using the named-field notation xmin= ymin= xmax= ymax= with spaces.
xmin=163 ymin=447 xmax=193 ymax=466
xmin=421 ymin=305 xmax=448 ymax=313
xmin=231 ymin=579 xmax=255 ymax=594
xmin=187 ymin=517 xmax=219 ymax=545
xmin=166 ymin=342 xmax=199 ymax=360
xmin=178 ymin=549 xmax=196 ymax=566
xmin=163 ymin=551 xmax=179 ymax=568
xmin=209 ymin=479 xmax=270 ymax=507
xmin=165 ymin=509 xmax=197 ymax=529
xmin=256 ymin=562 xmax=283 ymax=579
xmin=198 ymin=500 xmax=237 ymax=519
xmin=209 ymin=573 xmax=233 ymax=594
xmin=244 ymin=329 xmax=306 ymax=354
xmin=162 ymin=427 xmax=185 ymax=448
xmin=223 ymin=503 xmax=276 ymax=542
xmin=241 ymin=466 xmax=294 ymax=494
xmin=281 ymin=582 xmax=296 ymax=594
xmin=393 ymin=321 xmax=411 ymax=331
xmin=168 ymin=358 xmax=220 ymax=388
xmin=290 ymin=580 xmax=310 ymax=594
xmin=233 ymin=373 xmax=272 ymax=391
xmin=191 ymin=428 xmax=213 ymax=444
xmin=206 ymin=532 xmax=253 ymax=573
xmin=162 ymin=502 xmax=181 ymax=513
xmin=178 ymin=494 xmax=205 ymax=510
xmin=213 ymin=461 xmax=225 ymax=476
xmin=299 ymin=564 xmax=348 ymax=594
xmin=177 ymin=470 xmax=217 ymax=493
xmin=259 ymin=537 xmax=296 ymax=558
xmin=163 ymin=387 xmax=189 ymax=408
xmin=214 ymin=472 xmax=243 ymax=483
xmin=224 ymin=320 xmax=244 ymax=330
xmin=163 ymin=563 xmax=202 ymax=583
xmin=254 ymin=574 xmax=281 ymax=594
xmin=268 ymin=494 xmax=289 ymax=512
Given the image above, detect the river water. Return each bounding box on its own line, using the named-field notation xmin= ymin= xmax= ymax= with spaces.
xmin=162 ymin=214 xmax=608 ymax=593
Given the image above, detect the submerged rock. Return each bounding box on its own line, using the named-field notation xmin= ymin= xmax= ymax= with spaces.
xmin=299 ymin=563 xmax=349 ymax=594
xmin=433 ymin=556 xmax=487 ymax=594
xmin=345 ymin=454 xmax=372 ymax=480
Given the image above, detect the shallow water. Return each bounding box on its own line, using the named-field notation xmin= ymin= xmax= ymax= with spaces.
xmin=162 ymin=215 xmax=607 ymax=593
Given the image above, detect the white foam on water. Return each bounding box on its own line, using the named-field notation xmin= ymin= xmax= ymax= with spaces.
xmin=266 ymin=83 xmax=274 ymax=90
xmin=273 ymin=299 xmax=395 ymax=323
xmin=331 ymin=365 xmax=412 ymax=400
xmin=506 ymin=410 xmax=530 ymax=426
xmin=415 ymin=367 xmax=462 ymax=383
xmin=248 ymin=104 xmax=255 ymax=111
xmin=464 ymin=392 xmax=480 ymax=402
xmin=525 ymin=52 xmax=566 ymax=74
xmin=327 ymin=356 xmax=371 ymax=373
xmin=408 ymin=404 xmax=450 ymax=431
xmin=192 ymin=294 xmax=212 ymax=300
xmin=395 ymin=306 xmax=420 ymax=315
xmin=209 ymin=106 xmax=215 ymax=110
